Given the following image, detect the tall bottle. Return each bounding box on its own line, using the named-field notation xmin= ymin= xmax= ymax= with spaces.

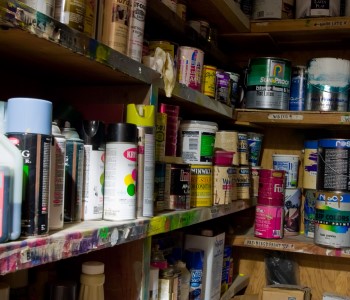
xmin=0 ymin=101 xmax=23 ymax=242
xmin=79 ymin=261 xmax=105 ymax=300
xmin=126 ymin=104 xmax=155 ymax=218
xmin=175 ymin=261 xmax=191 ymax=300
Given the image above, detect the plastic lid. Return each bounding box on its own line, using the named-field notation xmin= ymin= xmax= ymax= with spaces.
xmin=106 ymin=123 xmax=137 ymax=143
xmin=6 ymin=97 xmax=52 ymax=135
xmin=82 ymin=261 xmax=105 ymax=275
xmin=0 ymin=101 xmax=6 ymax=134
xmin=126 ymin=104 xmax=155 ymax=127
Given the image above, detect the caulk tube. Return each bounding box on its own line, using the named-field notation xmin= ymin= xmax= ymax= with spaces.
xmin=6 ymin=97 xmax=52 ymax=237
xmin=80 ymin=120 xmax=105 ymax=221
xmin=0 ymin=102 xmax=23 ymax=242
xmin=126 ymin=104 xmax=155 ymax=218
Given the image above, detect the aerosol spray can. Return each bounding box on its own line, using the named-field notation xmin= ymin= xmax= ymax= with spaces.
xmin=126 ymin=104 xmax=155 ymax=218
xmin=103 ymin=123 xmax=138 ymax=221
xmin=62 ymin=122 xmax=84 ymax=223
xmin=6 ymin=97 xmax=52 ymax=237
xmin=81 ymin=120 xmax=105 ymax=221
xmin=49 ymin=122 xmax=66 ymax=230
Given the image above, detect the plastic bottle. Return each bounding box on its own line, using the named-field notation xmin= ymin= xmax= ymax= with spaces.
xmin=175 ymin=261 xmax=191 ymax=300
xmin=79 ymin=261 xmax=105 ymax=300
xmin=0 ymin=101 xmax=23 ymax=242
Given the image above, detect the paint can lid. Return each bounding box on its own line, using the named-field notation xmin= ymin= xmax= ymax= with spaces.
xmin=6 ymin=98 xmax=52 ymax=135
xmin=80 ymin=120 xmax=105 ymax=150
xmin=107 ymin=123 xmax=137 ymax=143
xmin=82 ymin=261 xmax=104 ymax=275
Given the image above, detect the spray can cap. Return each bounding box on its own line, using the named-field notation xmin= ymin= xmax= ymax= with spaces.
xmin=106 ymin=123 xmax=137 ymax=144
xmin=126 ymin=104 xmax=155 ymax=127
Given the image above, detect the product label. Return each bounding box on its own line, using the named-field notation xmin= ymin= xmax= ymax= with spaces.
xmin=190 ymin=166 xmax=212 ymax=207
xmin=0 ymin=171 xmax=4 ymax=237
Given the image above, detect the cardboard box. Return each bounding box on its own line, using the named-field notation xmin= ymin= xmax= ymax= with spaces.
xmin=185 ymin=232 xmax=225 ymax=300
xmin=262 ymin=284 xmax=311 ymax=300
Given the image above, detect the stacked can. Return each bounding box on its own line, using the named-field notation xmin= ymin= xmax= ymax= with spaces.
xmin=237 ymin=133 xmax=250 ymax=201
xmin=254 ymin=169 xmax=286 ymax=239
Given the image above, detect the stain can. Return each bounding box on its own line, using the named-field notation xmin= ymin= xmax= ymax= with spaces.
xmin=254 ymin=204 xmax=284 ymax=239
xmin=304 ymin=189 xmax=317 ymax=238
xmin=245 ymin=57 xmax=291 ymax=110
xmin=314 ymin=191 xmax=350 ymax=248
xmin=238 ymin=133 xmax=248 ymax=166
xmin=289 ymin=65 xmax=307 ymax=111
xmin=215 ymin=70 xmax=231 ymax=105
xmin=190 ymin=165 xmax=212 ymax=207
xmin=201 ymin=65 xmax=217 ymax=98
xmin=237 ymin=166 xmax=250 ymax=200
xmin=165 ymin=164 xmax=191 ymax=210
xmin=317 ymin=139 xmax=350 ymax=192
xmin=177 ymin=46 xmax=204 ymax=91
xmin=284 ymin=188 xmax=301 ymax=236
xmin=303 ymin=140 xmax=318 ymax=190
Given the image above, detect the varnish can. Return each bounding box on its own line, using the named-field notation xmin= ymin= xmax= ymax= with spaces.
xmin=190 ymin=165 xmax=212 ymax=207
xmin=201 ymin=65 xmax=217 ymax=98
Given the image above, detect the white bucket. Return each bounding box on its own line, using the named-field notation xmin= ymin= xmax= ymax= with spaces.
xmin=180 ymin=120 xmax=218 ymax=165
xmin=272 ymin=154 xmax=299 ymax=188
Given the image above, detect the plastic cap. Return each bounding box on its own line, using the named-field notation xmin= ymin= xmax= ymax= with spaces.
xmin=6 ymin=98 xmax=52 ymax=135
xmin=82 ymin=261 xmax=105 ymax=275
xmin=126 ymin=104 xmax=155 ymax=127
xmin=106 ymin=123 xmax=137 ymax=143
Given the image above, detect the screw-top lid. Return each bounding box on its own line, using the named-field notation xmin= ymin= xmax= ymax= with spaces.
xmin=106 ymin=123 xmax=137 ymax=144
xmin=6 ymin=97 xmax=52 ymax=135
xmin=80 ymin=120 xmax=105 ymax=149
xmin=82 ymin=261 xmax=105 ymax=275
xmin=126 ymin=104 xmax=155 ymax=127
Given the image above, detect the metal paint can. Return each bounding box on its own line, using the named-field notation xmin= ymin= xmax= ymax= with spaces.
xmin=254 ymin=204 xmax=284 ymax=239
xmin=303 ymin=140 xmax=318 ymax=190
xmin=215 ymin=70 xmax=231 ymax=105
xmin=238 ymin=133 xmax=248 ymax=166
xmin=257 ymin=169 xmax=285 ymax=206
xmin=304 ymin=189 xmax=317 ymax=238
xmin=201 ymin=65 xmax=217 ymax=98
xmin=317 ymin=139 xmax=350 ymax=192
xmin=247 ymin=132 xmax=263 ymax=167
xmin=164 ymin=163 xmax=191 ymax=210
xmin=289 ymin=65 xmax=307 ymax=111
xmin=54 ymin=0 xmax=86 ymax=31
xmin=296 ymin=0 xmax=341 ymax=18
xmin=305 ymin=57 xmax=350 ymax=111
xmin=190 ymin=165 xmax=212 ymax=207
xmin=62 ymin=123 xmax=85 ymax=223
xmin=314 ymin=191 xmax=350 ymax=248
xmin=213 ymin=165 xmax=234 ymax=205
xmin=237 ymin=166 xmax=250 ymax=200
xmin=177 ymin=46 xmax=204 ymax=91
xmin=284 ymin=188 xmax=301 ymax=236
xmin=245 ymin=57 xmax=291 ymax=110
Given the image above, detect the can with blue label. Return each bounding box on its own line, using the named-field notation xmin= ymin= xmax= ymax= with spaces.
xmin=289 ymin=65 xmax=307 ymax=111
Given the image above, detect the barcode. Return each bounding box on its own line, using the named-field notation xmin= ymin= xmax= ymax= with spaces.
xmin=257 ymin=11 xmax=264 ymax=17
xmin=189 ymin=138 xmax=198 ymax=150
xmin=273 ymin=230 xmax=281 ymax=236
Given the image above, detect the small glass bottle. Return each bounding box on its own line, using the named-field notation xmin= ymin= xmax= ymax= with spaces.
xmin=79 ymin=261 xmax=105 ymax=300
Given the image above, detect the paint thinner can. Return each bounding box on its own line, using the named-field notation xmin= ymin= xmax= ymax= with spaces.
xmin=62 ymin=123 xmax=85 ymax=223
xmin=303 ymin=140 xmax=318 ymax=190
xmin=6 ymin=97 xmax=52 ymax=237
xmin=317 ymin=139 xmax=350 ymax=192
xmin=289 ymin=65 xmax=307 ymax=111
xmin=215 ymin=70 xmax=231 ymax=105
xmin=190 ymin=165 xmax=212 ymax=207
xmin=305 ymin=57 xmax=350 ymax=112
xmin=49 ymin=122 xmax=66 ymax=230
xmin=81 ymin=120 xmax=105 ymax=221
xmin=103 ymin=123 xmax=138 ymax=221
xmin=314 ymin=191 xmax=350 ymax=248
xmin=238 ymin=133 xmax=248 ymax=166
xmin=245 ymin=57 xmax=291 ymax=110
xmin=54 ymin=0 xmax=86 ymax=32
xmin=284 ymin=188 xmax=301 ymax=236
xmin=304 ymin=189 xmax=317 ymax=238
xmin=165 ymin=163 xmax=191 ymax=210
xmin=201 ymin=65 xmax=217 ymax=98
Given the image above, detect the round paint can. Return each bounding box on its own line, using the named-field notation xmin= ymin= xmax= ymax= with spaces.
xmin=214 ymin=131 xmax=239 ymax=166
xmin=213 ymin=165 xmax=234 ymax=205
xmin=177 ymin=46 xmax=204 ymax=91
xmin=296 ymin=0 xmax=341 ymax=18
xmin=317 ymin=139 xmax=350 ymax=192
xmin=227 ymin=71 xmax=241 ymax=108
xmin=314 ymin=191 xmax=350 ymax=248
xmin=180 ymin=120 xmax=218 ymax=165
xmin=215 ymin=70 xmax=231 ymax=105
xmin=201 ymin=65 xmax=217 ymax=98
xmin=250 ymin=166 xmax=261 ymax=205
xmin=289 ymin=65 xmax=307 ymax=111
xmin=237 ymin=166 xmax=250 ymax=200
xmin=190 ymin=165 xmax=213 ymax=207
xmin=272 ymin=154 xmax=299 ymax=188
xmin=54 ymin=0 xmax=86 ymax=31
xmin=284 ymin=188 xmax=301 ymax=236
xmin=245 ymin=57 xmax=291 ymax=110
xmin=303 ymin=140 xmax=318 ymax=190
xmin=304 ymin=189 xmax=317 ymax=238
xmin=305 ymin=57 xmax=350 ymax=112
xmin=238 ymin=133 xmax=248 ymax=166
xmin=247 ymin=132 xmax=264 ymax=166
xmin=254 ymin=204 xmax=284 ymax=239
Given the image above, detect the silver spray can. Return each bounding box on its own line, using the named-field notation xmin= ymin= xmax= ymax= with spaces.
xmin=62 ymin=122 xmax=85 ymax=223
xmin=103 ymin=123 xmax=138 ymax=221
xmin=49 ymin=122 xmax=66 ymax=230
xmin=80 ymin=120 xmax=105 ymax=221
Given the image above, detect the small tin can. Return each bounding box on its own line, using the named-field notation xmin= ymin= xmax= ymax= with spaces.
xmin=238 ymin=133 xmax=248 ymax=166
xmin=237 ymin=166 xmax=250 ymax=200
xmin=215 ymin=70 xmax=231 ymax=105
xmin=201 ymin=65 xmax=217 ymax=98
xmin=190 ymin=165 xmax=213 ymax=207
xmin=289 ymin=65 xmax=307 ymax=111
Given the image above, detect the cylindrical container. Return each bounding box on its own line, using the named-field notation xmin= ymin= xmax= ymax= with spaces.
xmin=201 ymin=65 xmax=217 ymax=98
xmin=214 ymin=131 xmax=239 ymax=166
xmin=83 ymin=0 xmax=98 ymax=38
xmin=250 ymin=166 xmax=261 ymax=204
xmin=164 ymin=163 xmax=191 ymax=210
xmin=303 ymin=140 xmax=318 ymax=190
xmin=254 ymin=204 xmax=284 ymax=239
xmin=160 ymin=103 xmax=180 ymax=157
xmin=240 ymin=0 xmax=253 ymax=17
xmin=304 ymin=189 xmax=317 ymax=238
xmin=98 ymin=0 xmax=130 ymax=54
xmin=227 ymin=71 xmax=241 ymax=108
xmin=154 ymin=162 xmax=166 ymax=212
xmin=48 ymin=280 xmax=77 ymax=300
xmin=62 ymin=123 xmax=84 ymax=223
xmin=180 ymin=120 xmax=218 ymax=165
xmin=79 ymin=261 xmax=105 ymax=300
xmin=81 ymin=120 xmax=105 ymax=221
xmin=103 ymin=123 xmax=137 ymax=221
xmin=247 ymin=132 xmax=264 ymax=166
xmin=314 ymin=191 xmax=350 ymax=248
xmin=317 ymin=139 xmax=350 ymax=192
xmin=258 ymin=169 xmax=285 ymax=202
xmin=54 ymin=0 xmax=86 ymax=32
xmin=161 ymin=0 xmax=177 ymax=12
xmin=284 ymin=188 xmax=301 ymax=236
xmin=305 ymin=57 xmax=350 ymax=112
xmin=238 ymin=133 xmax=248 ymax=166
xmin=245 ymin=57 xmax=291 ymax=110
xmin=158 ymin=268 xmax=178 ymax=300
xmin=127 ymin=104 xmax=155 ymax=218
xmin=49 ymin=122 xmax=66 ymax=230
xmin=6 ymin=97 xmax=52 ymax=237
xmin=155 ymin=112 xmax=167 ymax=161
xmin=237 ymin=166 xmax=250 ymax=200
xmin=252 ymin=0 xmax=294 ymax=19
xmin=296 ymin=0 xmax=341 ymax=18
xmin=272 ymin=154 xmax=299 ymax=188
xmin=213 ymin=165 xmax=234 ymax=205
xmin=177 ymin=46 xmax=204 ymax=91
xmin=22 ymin=0 xmax=55 ymax=17
xmin=126 ymin=0 xmax=147 ymax=62
xmin=231 ymin=166 xmax=238 ymax=201
xmin=149 ymin=267 xmax=159 ymax=300
xmin=175 ymin=260 xmax=190 ymax=300
xmin=289 ymin=65 xmax=307 ymax=111
xmin=184 ymin=248 xmax=204 ymax=300
xmin=215 ymin=70 xmax=231 ymax=105
xmin=190 ymin=165 xmax=213 ymax=207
